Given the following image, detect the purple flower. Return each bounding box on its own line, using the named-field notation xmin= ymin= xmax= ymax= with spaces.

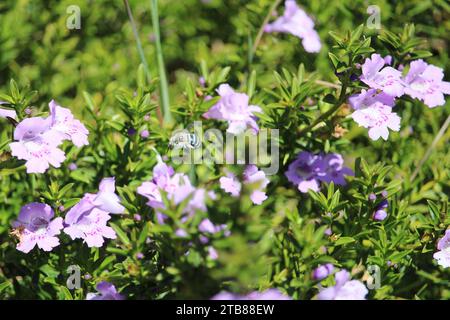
xmin=137 ymin=160 xmax=212 ymax=220
xmin=360 ymin=54 xmax=405 ymax=97
xmin=207 ymin=246 xmax=219 ymax=260
xmin=219 ymin=165 xmax=269 ymax=205
xmin=403 ymin=59 xmax=450 ymax=108
xmin=68 ymin=162 xmax=77 ymax=171
xmin=92 ymin=177 xmax=125 ymax=214
xmin=9 ymin=101 xmax=89 ymax=173
xmin=9 ymin=117 xmax=66 ymax=173
xmin=243 ymin=165 xmax=270 ymax=204
xmin=203 ymin=84 xmax=262 ymax=135
xmin=86 ymin=282 xmax=124 ymax=300
xmin=264 ymin=0 xmax=321 ymax=53
xmin=65 ymin=177 xmax=125 ymax=225
xmin=199 ymin=76 xmax=206 ymax=87
xmin=64 ymin=208 xmax=116 ymax=248
xmin=0 ymin=104 xmax=17 ymax=119
xmin=369 ymin=193 xmax=377 ymax=201
xmin=433 ymin=229 xmax=450 ymax=268
xmin=212 ymin=289 xmax=291 ymax=300
xmin=285 ymin=152 xmax=324 ymax=193
xmin=349 ymin=89 xmax=401 ymax=141
xmin=136 ymin=252 xmax=144 ymax=260
xmin=63 ymin=177 xmax=123 ymax=248
xmin=219 ymin=173 xmax=242 ymax=197
xmin=313 ymin=263 xmax=334 ymax=280
xmin=12 ymin=203 xmax=63 ymax=253
xmin=317 ymin=270 xmax=368 ymax=300
xmin=49 ymin=100 xmax=89 ymax=147
xmin=285 ymin=152 xmax=352 ymax=193
xmin=198 ymin=218 xmax=227 ymax=234
xmin=320 ymin=153 xmax=354 ymax=185
xmin=372 ymin=209 xmax=387 ymax=221
xmin=140 ymin=129 xmax=150 ymax=139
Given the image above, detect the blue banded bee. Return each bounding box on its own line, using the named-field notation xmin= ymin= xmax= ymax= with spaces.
xmin=168 ymin=131 xmax=201 ymax=150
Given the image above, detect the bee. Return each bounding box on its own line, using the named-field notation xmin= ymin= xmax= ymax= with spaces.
xmin=168 ymin=131 xmax=201 ymax=150
xmin=9 ymin=226 xmax=25 ymax=242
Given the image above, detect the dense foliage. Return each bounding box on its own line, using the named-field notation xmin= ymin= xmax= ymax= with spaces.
xmin=0 ymin=0 xmax=449 ymax=300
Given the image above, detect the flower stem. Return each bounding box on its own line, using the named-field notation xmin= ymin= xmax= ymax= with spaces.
xmin=298 ymin=83 xmax=348 ymax=136
xmin=150 ymin=0 xmax=173 ymax=125
xmin=249 ymin=0 xmax=283 ymax=63
xmin=123 ymin=0 xmax=152 ymax=81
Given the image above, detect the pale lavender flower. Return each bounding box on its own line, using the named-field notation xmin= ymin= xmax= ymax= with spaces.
xmin=243 ymin=165 xmax=270 ymax=205
xmin=65 ymin=177 xmax=125 ymax=225
xmin=9 ymin=101 xmax=89 ymax=173
xmin=9 ymin=117 xmax=66 ymax=173
xmin=64 ymin=208 xmax=116 ymax=248
xmin=373 ymin=209 xmax=387 ymax=221
xmin=403 ymin=59 xmax=450 ymax=108
xmin=63 ymin=177 xmax=123 ymax=247
xmin=317 ymin=270 xmax=368 ymax=300
xmin=12 ymin=203 xmax=63 ymax=253
xmin=92 ymin=177 xmax=125 ymax=214
xmin=264 ymin=0 xmax=321 ymax=53
xmin=349 ymin=89 xmax=401 ymax=141
xmin=68 ymin=162 xmax=77 ymax=171
xmin=320 ymin=154 xmax=354 ymax=185
xmin=360 ymin=54 xmax=405 ymax=97
xmin=433 ymin=229 xmax=450 ymax=268
xmin=86 ymin=282 xmax=124 ymax=300
xmin=203 ymin=84 xmax=261 ymax=135
xmin=286 ymin=152 xmax=352 ymax=193
xmin=198 ymin=218 xmax=227 ymax=234
xmin=219 ymin=165 xmax=269 ymax=205
xmin=285 ymin=152 xmax=324 ymax=193
xmin=313 ymin=263 xmax=334 ymax=280
xmin=137 ymin=160 xmax=211 ymax=220
xmin=219 ymin=172 xmax=242 ymax=197
xmin=136 ymin=252 xmax=144 ymax=260
xmin=208 ymin=246 xmax=219 ymax=260
xmin=49 ymin=100 xmax=89 ymax=147
xmin=140 ymin=129 xmax=150 ymax=139
xmin=0 ymin=103 xmax=16 ymax=119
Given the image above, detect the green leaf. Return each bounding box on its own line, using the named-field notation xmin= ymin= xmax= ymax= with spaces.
xmin=335 ymin=237 xmax=356 ymax=246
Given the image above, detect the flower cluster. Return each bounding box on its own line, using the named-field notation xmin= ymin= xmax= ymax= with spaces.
xmin=9 ymin=100 xmax=89 ymax=173
xmin=203 ymin=84 xmax=261 ymax=135
xmin=264 ymin=0 xmax=321 ymax=53
xmin=137 ymin=159 xmax=214 ymax=223
xmin=11 ymin=178 xmax=124 ymax=253
xmin=433 ymin=229 xmax=450 ymax=268
xmin=285 ymin=152 xmax=353 ymax=193
xmin=350 ymin=54 xmax=450 ymax=141
xmin=219 ymin=165 xmax=270 ymax=205
xmin=317 ymin=269 xmax=368 ymax=300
